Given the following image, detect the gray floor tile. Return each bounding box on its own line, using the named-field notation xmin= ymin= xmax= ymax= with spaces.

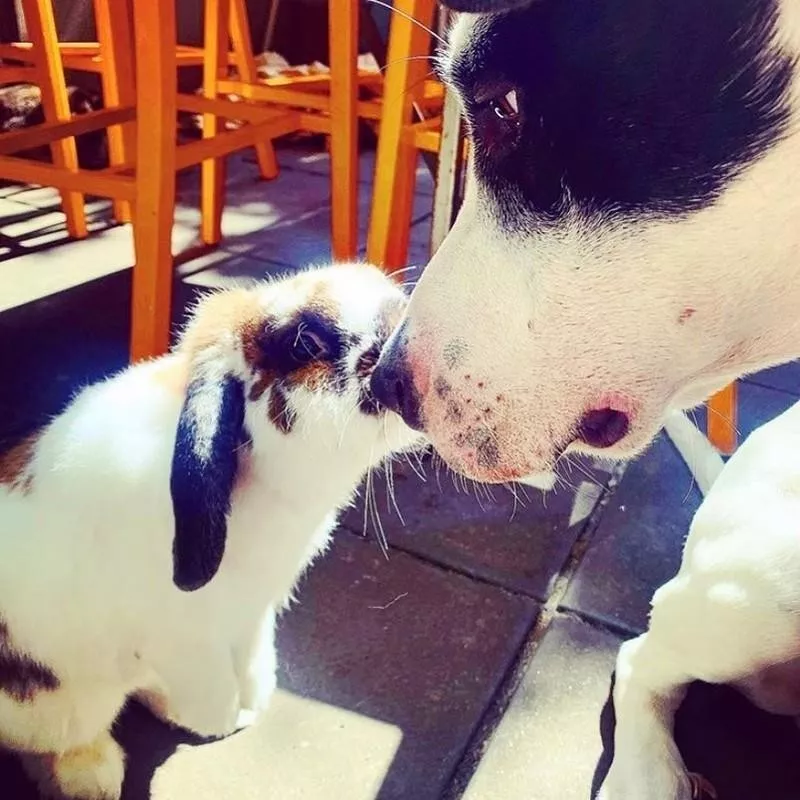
xmin=224 ymin=205 xmax=336 ymax=267
xmin=742 ymin=360 xmax=800 ymax=397
xmin=0 ymin=196 xmax=32 ymax=220
xmin=175 ymin=162 xmax=332 ymax=252
xmin=459 ymin=615 xmax=621 ymax=800
xmin=340 ymin=455 xmax=609 ymax=601
xmin=268 ymin=145 xmax=437 ymax=196
xmin=561 ymin=433 xmax=700 ymax=633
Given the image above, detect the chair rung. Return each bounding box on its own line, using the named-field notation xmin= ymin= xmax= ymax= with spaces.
xmin=0 ymin=106 xmax=136 ymax=156
xmin=0 ymin=154 xmax=135 ymax=200
xmin=174 ymin=111 xmax=300 ymax=169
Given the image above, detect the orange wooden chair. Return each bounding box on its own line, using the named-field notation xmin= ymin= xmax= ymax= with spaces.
xmin=0 ymin=0 xmax=300 ymax=361
xmin=366 ymin=0 xmax=444 ymax=269
xmin=3 ymin=0 xmax=377 ymax=261
xmin=0 ymin=0 xmax=88 ymax=238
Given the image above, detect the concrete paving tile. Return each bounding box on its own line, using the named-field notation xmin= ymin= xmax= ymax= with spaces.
xmin=223 ymin=205 xmax=336 ymax=267
xmin=270 ymin=145 xmax=437 ymax=196
xmin=0 ymin=535 xmax=539 ymax=800
xmin=0 ymin=224 xmax=134 ymax=312
xmin=340 ymin=454 xmax=609 ymax=601
xmin=272 ymin=534 xmax=539 ymax=800
xmin=459 ymin=615 xmax=621 ymax=800
xmin=561 ymin=433 xmax=700 ymax=634
xmin=0 ymin=196 xmax=33 ymax=220
xmin=231 ymin=201 xmax=433 ymax=272
xmin=175 ymin=165 xmax=333 ymax=251
xmin=745 ymin=360 xmax=800 ymax=396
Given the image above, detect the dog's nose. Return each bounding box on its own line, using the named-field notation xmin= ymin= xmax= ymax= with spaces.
xmin=370 ymin=345 xmax=424 ymax=431
xmin=576 ymin=408 xmax=629 ymax=449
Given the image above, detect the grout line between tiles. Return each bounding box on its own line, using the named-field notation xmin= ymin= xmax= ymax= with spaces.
xmin=338 ymin=525 xmax=546 ymax=601
xmin=739 ymin=377 xmax=800 ymax=400
xmin=440 ymin=461 xmax=628 ymax=800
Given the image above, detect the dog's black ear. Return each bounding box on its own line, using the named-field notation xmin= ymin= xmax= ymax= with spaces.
xmin=438 ymin=0 xmax=533 ymax=11
xmin=170 ymin=372 xmax=246 ymax=592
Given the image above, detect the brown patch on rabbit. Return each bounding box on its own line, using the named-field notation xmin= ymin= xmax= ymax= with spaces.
xmin=0 ymin=617 xmax=60 ymax=702
xmin=289 ymin=362 xmax=332 ymax=391
xmin=0 ymin=434 xmax=41 ymax=495
xmin=180 ymin=289 xmax=264 ymax=360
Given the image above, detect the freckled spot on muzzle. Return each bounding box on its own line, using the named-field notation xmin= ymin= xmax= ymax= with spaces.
xmin=443 ymin=339 xmax=469 ymax=370
xmin=475 ymin=434 xmax=500 ymax=469
xmin=434 ymin=377 xmax=452 ymax=398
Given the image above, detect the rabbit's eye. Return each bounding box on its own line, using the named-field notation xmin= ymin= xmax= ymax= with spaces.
xmin=291 ymin=328 xmax=328 ymax=364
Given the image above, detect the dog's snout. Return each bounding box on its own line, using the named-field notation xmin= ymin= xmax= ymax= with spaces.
xmin=576 ymin=407 xmax=629 ymax=449
xmin=370 ymin=348 xmax=423 ymax=431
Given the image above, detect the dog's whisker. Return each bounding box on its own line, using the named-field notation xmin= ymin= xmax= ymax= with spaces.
xmin=366 ymin=0 xmax=447 ymax=46
xmin=380 ymin=55 xmax=436 ymax=73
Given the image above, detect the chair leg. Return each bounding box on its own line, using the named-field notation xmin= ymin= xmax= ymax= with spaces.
xmin=366 ymin=0 xmax=435 ymax=269
xmin=130 ymin=0 xmax=177 ymax=361
xmin=200 ymin=0 xmax=231 ymax=247
xmin=94 ymin=0 xmax=136 ymax=223
xmin=707 ymin=382 xmax=738 ymax=455
xmin=328 ymin=0 xmax=359 ymax=261
xmin=229 ymin=0 xmax=279 ymax=180
xmin=21 ymin=0 xmax=88 ymax=239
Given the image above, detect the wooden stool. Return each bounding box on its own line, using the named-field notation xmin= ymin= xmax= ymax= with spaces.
xmin=0 ymin=0 xmax=88 ymax=238
xmin=201 ymin=0 xmax=362 ymax=260
xmin=0 ymin=0 xmax=300 ymax=361
xmin=366 ymin=0 xmax=441 ymax=269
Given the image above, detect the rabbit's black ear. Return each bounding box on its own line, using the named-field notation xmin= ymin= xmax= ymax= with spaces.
xmin=170 ymin=372 xmax=245 ymax=591
xmin=438 ymin=0 xmax=533 ymax=11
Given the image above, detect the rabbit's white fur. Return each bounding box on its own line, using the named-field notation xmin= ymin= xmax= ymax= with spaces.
xmin=0 ymin=263 xmax=422 ymax=800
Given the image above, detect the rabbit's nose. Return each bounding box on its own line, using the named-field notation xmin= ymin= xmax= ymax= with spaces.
xmin=371 ymin=336 xmax=423 ymax=431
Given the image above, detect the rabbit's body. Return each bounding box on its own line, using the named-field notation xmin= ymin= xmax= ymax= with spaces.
xmin=0 ymin=264 xmax=420 ymax=799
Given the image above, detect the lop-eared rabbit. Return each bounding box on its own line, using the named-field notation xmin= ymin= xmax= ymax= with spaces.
xmin=0 ymin=263 xmax=422 ymax=799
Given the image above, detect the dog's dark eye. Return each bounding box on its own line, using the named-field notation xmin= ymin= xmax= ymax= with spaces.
xmin=489 ymin=89 xmax=519 ymax=121
xmin=291 ymin=329 xmax=328 ymax=364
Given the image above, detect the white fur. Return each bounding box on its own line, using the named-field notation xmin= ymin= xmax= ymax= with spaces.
xmin=394 ymin=0 xmax=800 ymax=482
xmin=598 ymin=398 xmax=800 ymax=799
xmin=0 ymin=263 xmax=422 ymax=799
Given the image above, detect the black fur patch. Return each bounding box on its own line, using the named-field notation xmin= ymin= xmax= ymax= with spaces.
xmin=0 ymin=617 xmax=59 ymax=702
xmin=171 ymin=374 xmax=246 ymax=592
xmin=268 ymin=381 xmax=296 ymax=433
xmin=255 ymin=310 xmax=347 ymax=378
xmin=449 ymin=0 xmax=794 ymax=222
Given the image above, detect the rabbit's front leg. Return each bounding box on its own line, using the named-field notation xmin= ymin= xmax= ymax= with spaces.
xmin=233 ymin=606 xmax=278 ymax=728
xmin=143 ymin=645 xmax=242 ymax=739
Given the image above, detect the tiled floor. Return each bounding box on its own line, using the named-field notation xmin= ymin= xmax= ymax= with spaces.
xmin=1 ymin=144 xmax=800 ymax=800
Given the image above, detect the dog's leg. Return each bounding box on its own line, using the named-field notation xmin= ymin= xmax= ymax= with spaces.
xmin=233 ymin=606 xmax=278 ymax=729
xmin=599 ymin=569 xmax=798 ymax=800
xmin=598 ymin=632 xmax=696 ymax=800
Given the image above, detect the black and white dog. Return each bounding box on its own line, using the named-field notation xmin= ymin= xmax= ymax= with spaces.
xmin=370 ymin=1 xmax=800 ymax=798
